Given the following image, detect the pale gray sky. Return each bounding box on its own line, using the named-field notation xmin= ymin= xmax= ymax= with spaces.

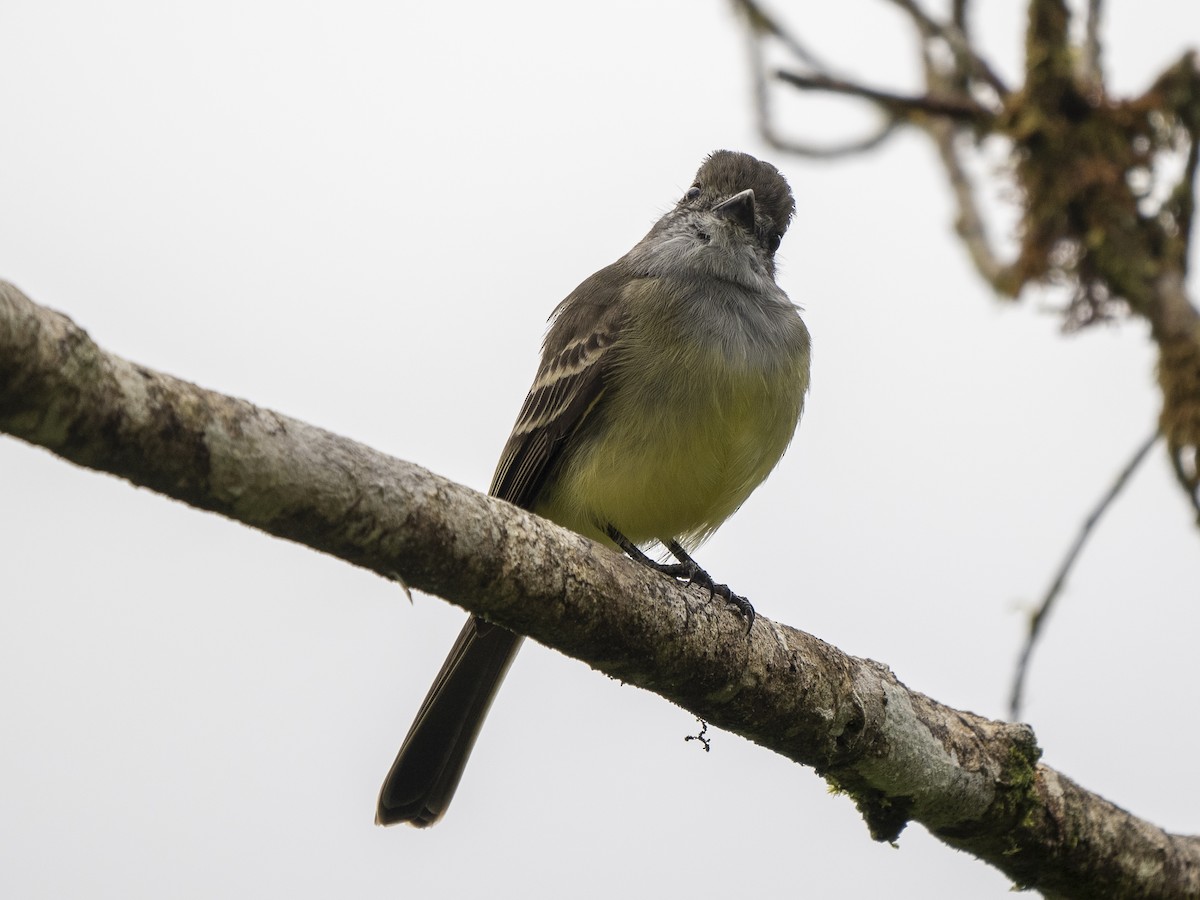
xmin=2 ymin=2 xmax=1197 ymax=897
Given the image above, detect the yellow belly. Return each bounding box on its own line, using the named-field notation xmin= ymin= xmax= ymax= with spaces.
xmin=535 ymin=351 xmax=805 ymax=549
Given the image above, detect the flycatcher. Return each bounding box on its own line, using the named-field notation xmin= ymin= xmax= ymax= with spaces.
xmin=377 ymin=150 xmax=811 ymax=827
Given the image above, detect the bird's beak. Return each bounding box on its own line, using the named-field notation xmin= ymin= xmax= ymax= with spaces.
xmin=712 ymin=189 xmax=756 ymax=232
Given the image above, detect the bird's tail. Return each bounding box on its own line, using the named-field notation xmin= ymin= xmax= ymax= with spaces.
xmin=376 ymin=617 xmax=524 ymax=827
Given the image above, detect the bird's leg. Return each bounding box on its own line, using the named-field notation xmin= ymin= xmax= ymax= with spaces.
xmin=604 ymin=527 xmax=755 ymax=631
xmin=665 ymin=541 xmax=755 ymax=631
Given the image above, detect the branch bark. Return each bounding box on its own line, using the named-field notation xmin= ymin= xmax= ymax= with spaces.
xmin=4 ymin=282 xmax=1200 ymax=895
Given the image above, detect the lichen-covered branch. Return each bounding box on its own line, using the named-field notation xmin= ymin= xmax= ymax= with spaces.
xmin=738 ymin=0 xmax=1200 ymax=520
xmin=3 ymin=282 xmax=1200 ymax=897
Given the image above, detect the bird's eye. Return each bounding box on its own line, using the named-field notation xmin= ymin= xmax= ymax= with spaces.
xmin=685 ymin=185 xmax=701 ymax=201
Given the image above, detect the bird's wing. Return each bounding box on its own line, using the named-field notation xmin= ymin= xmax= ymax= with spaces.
xmin=489 ymin=261 xmax=630 ymax=510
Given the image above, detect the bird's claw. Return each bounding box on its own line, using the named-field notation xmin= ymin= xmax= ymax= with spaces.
xmin=679 ymin=565 xmax=755 ymax=633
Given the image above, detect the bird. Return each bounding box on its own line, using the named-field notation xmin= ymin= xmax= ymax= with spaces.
xmin=376 ymin=150 xmax=811 ymax=827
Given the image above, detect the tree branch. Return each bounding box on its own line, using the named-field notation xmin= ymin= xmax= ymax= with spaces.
xmin=924 ymin=118 xmax=1025 ymax=296
xmin=909 ymin=7 xmax=1022 ymax=297
xmin=737 ymin=0 xmax=904 ymax=159
xmin=775 ymin=70 xmax=992 ymax=124
xmin=731 ymin=0 xmax=834 ymax=74
xmin=3 ymin=280 xmax=1199 ymax=899
xmin=744 ymin=1 xmax=1200 ymax=525
xmin=1009 ymin=430 xmax=1160 ymax=719
xmin=1080 ymin=0 xmax=1105 ymax=91
xmin=885 ymin=0 xmax=1011 ymax=99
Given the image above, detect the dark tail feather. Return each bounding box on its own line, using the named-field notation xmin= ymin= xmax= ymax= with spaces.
xmin=376 ymin=617 xmax=523 ymax=827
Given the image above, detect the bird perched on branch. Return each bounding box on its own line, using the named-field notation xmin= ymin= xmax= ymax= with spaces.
xmin=377 ymin=150 xmax=811 ymax=827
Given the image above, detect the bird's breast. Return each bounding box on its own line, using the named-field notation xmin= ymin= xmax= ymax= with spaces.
xmin=537 ymin=280 xmax=810 ymax=548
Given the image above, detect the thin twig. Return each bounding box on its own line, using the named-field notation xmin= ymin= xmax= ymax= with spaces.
xmin=776 ymin=70 xmax=991 ymax=123
xmin=1168 ymin=446 xmax=1200 ymax=521
xmin=740 ymin=1 xmax=902 ymax=159
xmin=760 ymin=121 xmax=902 ymax=160
xmin=952 ymin=0 xmax=968 ymax=33
xmin=911 ymin=5 xmax=1020 ymax=296
xmin=1009 ymin=430 xmax=1161 ymax=720
xmin=1081 ymin=0 xmax=1105 ymax=92
xmin=730 ymin=0 xmax=836 ymax=74
xmin=885 ymin=0 xmax=1011 ymax=98
xmin=887 ymin=0 xmax=940 ymax=37
xmin=926 ymin=118 xmax=1022 ymax=294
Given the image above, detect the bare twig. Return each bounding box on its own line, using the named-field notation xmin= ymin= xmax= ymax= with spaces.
xmin=741 ymin=3 xmax=902 ymax=159
xmin=907 ymin=3 xmax=1022 ymax=297
xmin=1009 ymin=430 xmax=1161 ymax=720
xmin=885 ymin=0 xmax=1011 ymax=99
xmin=776 ymin=70 xmax=991 ymax=123
xmin=1081 ymin=0 xmax=1105 ymax=92
xmin=1167 ymin=446 xmax=1200 ymax=521
xmin=761 ymin=117 xmax=902 ymax=160
xmin=730 ymin=0 xmax=835 ymax=73
xmin=952 ymin=0 xmax=969 ymax=33
xmin=926 ymin=118 xmax=1024 ymax=295
xmin=739 ymin=0 xmax=993 ymax=156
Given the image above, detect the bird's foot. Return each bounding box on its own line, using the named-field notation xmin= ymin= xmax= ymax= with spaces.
xmin=605 ymin=527 xmax=755 ymax=632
